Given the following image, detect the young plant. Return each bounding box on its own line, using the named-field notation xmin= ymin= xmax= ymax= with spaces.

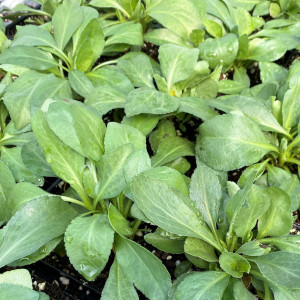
xmin=196 ymin=66 xmax=300 ymax=210
xmin=131 ymin=163 xmax=300 ymax=299
xmin=0 ymin=0 xmax=143 ymax=78
xmin=0 ymin=101 xmax=195 ymax=299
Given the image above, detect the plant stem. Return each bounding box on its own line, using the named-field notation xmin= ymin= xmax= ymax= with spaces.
xmin=92 ymin=59 xmax=119 ymax=71
xmin=123 ymin=198 xmax=133 ymax=219
xmin=131 ymin=219 xmax=141 ymax=239
xmin=286 ymin=157 xmax=300 ymax=166
xmin=287 ymin=135 xmax=300 ymax=151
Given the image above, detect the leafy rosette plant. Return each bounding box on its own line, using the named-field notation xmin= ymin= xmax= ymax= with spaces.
xmin=0 ymin=100 xmax=196 ymax=299
xmin=197 ymin=0 xmax=300 ymax=70
xmin=0 ymin=0 xmax=143 ymax=77
xmin=196 ymin=66 xmax=300 ymax=209
xmin=131 ymin=163 xmax=300 ymax=299
xmin=75 ymin=42 xmax=219 ymax=124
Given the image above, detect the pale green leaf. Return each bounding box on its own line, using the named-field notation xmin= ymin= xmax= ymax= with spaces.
xmin=197 ymin=113 xmax=278 ymax=171
xmin=101 ymin=259 xmax=138 ymax=300
xmin=190 ymin=165 xmax=221 ymax=233
xmin=146 ymin=0 xmax=202 ymax=38
xmin=250 ymin=252 xmax=300 ymax=289
xmin=219 ymin=252 xmax=250 ymax=278
xmin=0 ymin=196 xmax=77 ymax=268
xmin=257 ymin=187 xmax=293 ymax=239
xmin=174 ymin=271 xmax=229 ymax=300
xmin=115 ymin=235 xmax=171 ymax=300
xmin=118 ymin=54 xmax=154 ymax=88
xmin=65 ymin=214 xmax=114 ymax=281
xmin=151 ymin=136 xmax=195 ymax=167
xmin=125 ymin=88 xmax=179 ymax=117
xmin=158 ymin=44 xmax=199 ymax=91
xmin=52 ymin=0 xmax=84 ymax=50
xmin=0 ymin=46 xmax=57 ymax=70
xmin=104 ymin=122 xmax=146 ymax=153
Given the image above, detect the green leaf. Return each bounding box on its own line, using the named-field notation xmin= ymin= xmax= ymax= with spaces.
xmin=174 ymin=271 xmax=229 ymax=300
xmin=259 ymin=236 xmax=300 ymax=254
xmin=158 ymin=44 xmax=199 ymax=92
xmin=280 ymin=175 xmax=300 ymax=212
xmin=104 ymin=22 xmax=143 ymax=47
xmin=184 ymin=237 xmax=218 ymax=262
xmin=205 ymin=0 xmax=234 ymax=28
xmin=104 ymin=122 xmax=146 ymax=153
xmin=198 ymin=34 xmax=239 ymax=70
xmin=151 ymin=136 xmax=195 ymax=167
xmin=233 ymin=185 xmax=270 ymax=242
xmin=101 ymin=259 xmax=138 ymax=300
xmin=0 ymin=160 xmax=15 ymax=198
xmin=0 ymin=46 xmax=57 ymax=70
xmin=219 ymin=80 xmax=248 ymax=95
xmin=203 ymin=19 xmax=223 ymax=38
xmin=13 ymin=25 xmax=57 ymax=49
xmin=242 ymin=39 xmax=286 ymax=62
xmin=137 ymin=167 xmax=189 ymax=196
xmin=108 ymin=204 xmax=133 ymax=236
xmin=87 ymin=66 xmax=134 ymax=94
xmin=1 ymin=147 xmax=43 ymax=186
xmin=144 ymin=231 xmax=185 ymax=254
xmin=90 ymin=0 xmax=130 ymax=17
xmin=115 ymin=235 xmax=171 ymax=300
xmin=146 ymin=0 xmax=202 ymax=38
xmin=233 ymin=280 xmax=254 ymax=300
xmin=0 ymin=196 xmax=77 ymax=268
xmin=257 ymin=187 xmax=293 ymax=239
xmin=179 ymin=97 xmax=218 ymax=121
xmin=65 ymin=214 xmax=114 ymax=281
xmin=68 ymin=70 xmax=94 ymax=98
xmin=144 ymin=28 xmax=190 ymax=47
xmin=85 ymin=85 xmax=127 ymax=115
xmin=165 ymin=157 xmax=191 ymax=174
xmin=190 ymin=165 xmax=221 ymax=233
xmin=219 ymin=252 xmax=250 ymax=278
xmin=3 ymin=71 xmax=70 ymax=130
xmin=209 ymin=96 xmax=288 ymax=135
xmin=270 ymin=3 xmax=281 ymax=18
xmin=0 ymin=284 xmax=40 ymax=300
xmin=150 ymin=120 xmax=176 ymax=153
xmin=21 ymin=140 xmax=56 ymax=177
xmin=6 ymin=182 xmax=48 ymax=218
xmin=282 ymin=75 xmax=300 ymax=129
xmin=0 ymin=269 xmax=32 ymax=288
xmin=47 ymin=102 xmax=106 ymax=161
xmin=231 ymin=7 xmax=253 ymax=36
xmin=122 ymin=114 xmax=159 ymax=136
xmin=125 ymin=88 xmax=179 ymax=117
xmin=259 ymin=62 xmax=287 ymax=83
xmin=75 ymin=18 xmax=104 ymax=65
xmin=250 ymin=252 xmax=300 ymax=289
xmin=74 ymin=39 xmax=94 ymax=72
xmin=95 ymin=144 xmax=133 ymax=202
xmin=131 ymin=175 xmax=222 ymax=251
xmin=52 ymin=0 xmax=84 ymax=50
xmin=32 ymin=111 xmax=87 ymax=204
xmin=10 ymin=236 xmax=62 ymax=267
xmin=197 ymin=113 xmax=278 ymax=171
xmin=236 ymin=241 xmax=270 ymax=256
xmin=124 ymin=149 xmax=151 ymax=182
xmin=118 ymin=54 xmax=154 ymax=88
xmin=226 ymin=172 xmax=256 ymax=238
